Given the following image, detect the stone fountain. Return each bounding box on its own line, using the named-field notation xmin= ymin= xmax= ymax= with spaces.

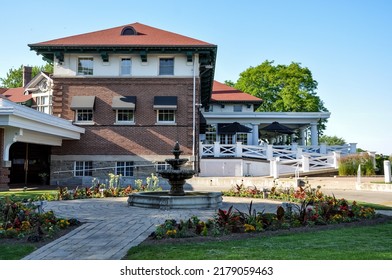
xmin=127 ymin=142 xmax=222 ymax=209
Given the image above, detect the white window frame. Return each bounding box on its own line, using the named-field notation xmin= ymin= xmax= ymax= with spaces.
xmin=156 ymin=109 xmax=176 ymax=124
xmin=77 ymin=57 xmax=94 ymax=76
xmin=220 ymin=134 xmax=234 ymax=145
xmin=115 ymin=161 xmax=134 ymax=177
xmin=74 ymin=161 xmax=93 ymax=177
xmin=75 ymin=109 xmax=94 ymax=125
xmin=120 ymin=58 xmax=132 ymax=76
xmin=115 ymin=109 xmax=135 ymax=124
xmin=33 ymin=93 xmax=52 ymax=114
xmin=155 ymin=161 xmax=170 ymax=172
xmin=158 ymin=57 xmax=174 ymax=76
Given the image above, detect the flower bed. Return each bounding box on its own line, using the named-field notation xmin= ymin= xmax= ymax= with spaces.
xmin=33 ymin=173 xmax=162 ymax=201
xmin=152 ymin=184 xmax=378 ymax=240
xmin=0 ymin=197 xmax=79 ymax=241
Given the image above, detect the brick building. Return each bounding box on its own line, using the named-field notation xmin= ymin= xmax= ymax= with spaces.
xmin=28 ymin=23 xmax=217 ymax=185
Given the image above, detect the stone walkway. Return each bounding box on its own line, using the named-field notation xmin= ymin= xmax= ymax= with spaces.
xmin=23 ymin=197 xmax=282 ymax=260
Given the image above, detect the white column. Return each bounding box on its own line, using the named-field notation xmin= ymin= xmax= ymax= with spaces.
xmin=299 ymin=128 xmax=306 ymax=145
xmin=270 ymin=157 xmax=280 ymax=179
xmin=302 ymin=155 xmax=310 ymax=172
xmin=384 ymin=161 xmax=391 ymax=183
xmin=332 ymin=152 xmax=341 ymax=168
xmin=252 ymin=124 xmax=259 ymax=145
xmin=310 ymin=122 xmax=318 ymax=146
xmin=236 ymin=142 xmax=243 ymax=157
xmin=267 ymin=145 xmax=273 ymax=160
xmin=213 ymin=141 xmax=220 ymax=157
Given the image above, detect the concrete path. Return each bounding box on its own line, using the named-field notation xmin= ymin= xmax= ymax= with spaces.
xmin=23 ymin=197 xmax=282 ymax=260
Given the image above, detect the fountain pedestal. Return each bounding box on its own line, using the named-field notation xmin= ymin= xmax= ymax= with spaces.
xmin=127 ymin=142 xmax=222 ymax=209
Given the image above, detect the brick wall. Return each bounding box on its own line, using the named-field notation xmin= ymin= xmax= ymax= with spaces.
xmin=50 ymin=77 xmax=201 ymax=185
xmin=52 ymin=77 xmax=200 ymax=156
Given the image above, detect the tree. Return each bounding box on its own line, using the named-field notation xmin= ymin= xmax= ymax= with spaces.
xmin=319 ymin=135 xmax=346 ymax=145
xmin=0 ymin=63 xmax=53 ymax=88
xmin=234 ymin=60 xmax=327 ymax=113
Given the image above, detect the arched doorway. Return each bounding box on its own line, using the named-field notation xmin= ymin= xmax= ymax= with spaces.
xmin=9 ymin=142 xmax=51 ymax=185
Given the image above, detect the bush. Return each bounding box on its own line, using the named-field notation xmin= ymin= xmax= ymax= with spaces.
xmin=338 ymin=153 xmax=375 ymax=176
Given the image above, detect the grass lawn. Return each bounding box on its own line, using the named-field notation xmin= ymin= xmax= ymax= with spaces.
xmin=349 ymin=201 xmax=392 ymax=211
xmin=0 ymin=244 xmax=37 ymax=260
xmin=126 ymin=221 xmax=392 ymax=260
xmin=0 ymin=190 xmax=56 ymax=201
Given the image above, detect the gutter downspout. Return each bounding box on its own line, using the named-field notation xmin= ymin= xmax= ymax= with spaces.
xmin=192 ymin=54 xmax=196 ymax=171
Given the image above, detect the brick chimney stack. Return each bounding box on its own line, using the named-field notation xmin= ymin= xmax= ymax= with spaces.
xmin=23 ymin=66 xmax=33 ymax=87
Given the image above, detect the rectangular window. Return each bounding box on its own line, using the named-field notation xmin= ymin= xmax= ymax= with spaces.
xmin=78 ymin=58 xmax=94 ymax=75
xmin=159 ymin=58 xmax=174 ymax=75
xmin=116 ymin=161 xmax=134 ymax=177
xmin=74 ymin=161 xmax=93 ymax=177
xmin=205 ymin=124 xmax=217 ymax=144
xmin=157 ymin=109 xmax=175 ymax=123
xmin=76 ymin=109 xmax=93 ymax=123
xmin=233 ymin=105 xmax=242 ymax=112
xmin=236 ymin=133 xmax=248 ymax=144
xmin=34 ymin=95 xmax=52 ymax=114
xmin=120 ymin=58 xmax=131 ymax=76
xmin=116 ymin=109 xmax=134 ymax=123
xmin=155 ymin=161 xmax=169 ymax=172
xmin=220 ymin=134 xmax=233 ymax=144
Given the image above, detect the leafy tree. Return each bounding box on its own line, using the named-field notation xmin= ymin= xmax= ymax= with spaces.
xmin=0 ymin=64 xmax=53 ymax=88
xmin=319 ymin=135 xmax=346 ymax=145
xmin=224 ymin=80 xmax=235 ymax=87
xmin=234 ymin=60 xmax=327 ymax=113
xmin=232 ymin=60 xmax=328 ymax=133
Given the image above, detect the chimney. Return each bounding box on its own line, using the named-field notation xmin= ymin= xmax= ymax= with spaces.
xmin=23 ymin=66 xmax=33 ymax=87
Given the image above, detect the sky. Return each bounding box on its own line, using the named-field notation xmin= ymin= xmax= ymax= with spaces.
xmin=1 ymin=0 xmax=391 ymax=154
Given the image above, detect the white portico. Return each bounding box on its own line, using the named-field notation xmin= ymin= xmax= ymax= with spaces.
xmin=0 ymin=98 xmax=84 ymax=189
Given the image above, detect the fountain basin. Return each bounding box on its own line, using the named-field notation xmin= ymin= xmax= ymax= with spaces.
xmin=127 ymin=191 xmax=223 ymax=210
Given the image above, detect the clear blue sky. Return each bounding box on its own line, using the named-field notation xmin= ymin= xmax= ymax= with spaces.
xmin=1 ymin=0 xmax=391 ymax=154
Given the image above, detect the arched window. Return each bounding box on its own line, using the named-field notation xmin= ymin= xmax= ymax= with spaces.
xmin=121 ymin=26 xmax=137 ymax=36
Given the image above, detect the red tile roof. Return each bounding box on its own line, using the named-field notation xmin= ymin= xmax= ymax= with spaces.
xmin=29 ymin=22 xmax=215 ymax=47
xmin=211 ymin=81 xmax=263 ymax=103
xmin=2 ymin=87 xmax=32 ymax=103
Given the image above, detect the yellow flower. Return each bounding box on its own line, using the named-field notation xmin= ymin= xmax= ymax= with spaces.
xmin=166 ymin=229 xmax=177 ymax=236
xmin=244 ymin=224 xmax=256 ymax=232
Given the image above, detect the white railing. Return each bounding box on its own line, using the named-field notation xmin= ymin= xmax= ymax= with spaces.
xmin=200 ymin=142 xmax=356 ymax=160
xmin=242 ymin=145 xmax=268 ymax=159
xmin=269 ymin=153 xmax=339 ymax=178
xmin=200 ymin=141 xmax=346 ymax=178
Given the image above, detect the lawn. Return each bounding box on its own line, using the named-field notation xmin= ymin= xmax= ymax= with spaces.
xmin=0 ymin=190 xmax=56 ymax=201
xmin=0 ymin=244 xmax=37 ymax=260
xmin=126 ymin=221 xmax=392 ymax=260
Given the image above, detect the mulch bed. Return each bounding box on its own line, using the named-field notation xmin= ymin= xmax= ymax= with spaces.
xmin=141 ymin=215 xmax=392 ymax=246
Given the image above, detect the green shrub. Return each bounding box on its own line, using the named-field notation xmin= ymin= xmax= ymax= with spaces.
xmin=338 ymin=153 xmax=375 ymax=176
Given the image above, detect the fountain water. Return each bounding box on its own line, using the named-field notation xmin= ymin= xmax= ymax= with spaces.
xmin=127 ymin=142 xmax=222 ymax=209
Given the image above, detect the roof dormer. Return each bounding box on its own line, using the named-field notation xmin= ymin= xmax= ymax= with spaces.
xmin=121 ymin=26 xmax=137 ymax=36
